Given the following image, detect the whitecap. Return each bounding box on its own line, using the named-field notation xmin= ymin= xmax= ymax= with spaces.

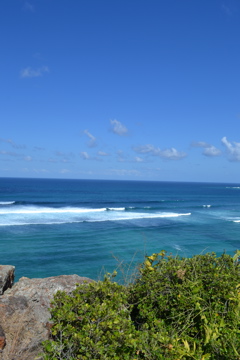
xmin=0 ymin=206 xmax=107 ymax=215
xmin=0 ymin=210 xmax=191 ymax=227
xmin=0 ymin=201 xmax=15 ymax=205
xmin=203 ymin=205 xmax=211 ymax=208
xmin=87 ymin=212 xmax=191 ymax=222
xmin=107 ymin=207 xmax=125 ymax=211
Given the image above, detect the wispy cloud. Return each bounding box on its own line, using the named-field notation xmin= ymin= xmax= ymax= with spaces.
xmin=191 ymin=141 xmax=221 ymax=157
xmin=59 ymin=169 xmax=70 ymax=174
xmin=160 ymin=148 xmax=186 ymax=160
xmin=98 ymin=151 xmax=109 ymax=156
xmin=110 ymin=169 xmax=140 ymax=176
xmin=48 ymin=158 xmax=57 ymax=163
xmin=24 ymin=2 xmax=35 ymax=12
xmin=80 ymin=151 xmax=101 ymax=161
xmin=221 ymin=137 xmax=240 ymax=161
xmin=221 ymin=4 xmax=232 ymax=16
xmin=117 ymin=150 xmax=127 ymax=162
xmin=110 ymin=119 xmax=128 ymax=136
xmin=133 ymin=144 xmax=155 ymax=154
xmin=0 ymin=138 xmax=26 ymax=149
xmin=55 ymin=151 xmax=74 ymax=160
xmin=20 ymin=66 xmax=49 ymax=78
xmin=0 ymin=150 xmax=19 ymax=157
xmin=84 ymin=130 xmax=97 ymax=147
xmin=134 ymin=156 xmax=144 ymax=163
xmin=24 ymin=156 xmax=32 ymax=161
xmin=34 ymin=146 xmax=45 ymax=151
xmin=33 ymin=168 xmax=49 ymax=174
xmin=80 ymin=151 xmax=90 ymax=160
xmin=133 ymin=144 xmax=186 ymax=160
xmin=1 ymin=150 xmax=32 ymax=162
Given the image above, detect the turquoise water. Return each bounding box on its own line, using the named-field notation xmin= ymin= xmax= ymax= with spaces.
xmin=0 ymin=178 xmax=240 ymax=281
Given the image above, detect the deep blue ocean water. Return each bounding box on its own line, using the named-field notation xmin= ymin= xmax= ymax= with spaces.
xmin=1 ymin=178 xmax=240 ymax=281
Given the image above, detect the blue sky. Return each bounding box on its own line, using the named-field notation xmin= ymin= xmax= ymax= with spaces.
xmin=1 ymin=0 xmax=240 ymax=182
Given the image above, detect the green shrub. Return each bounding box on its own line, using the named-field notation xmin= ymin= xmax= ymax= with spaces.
xmin=42 ymin=251 xmax=240 ymax=360
xmin=43 ymin=273 xmax=138 ymax=360
xmin=130 ymin=251 xmax=240 ymax=359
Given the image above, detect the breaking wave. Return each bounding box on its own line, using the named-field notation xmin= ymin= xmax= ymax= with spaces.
xmin=0 ymin=201 xmax=16 ymax=205
xmin=0 ymin=204 xmax=191 ymax=226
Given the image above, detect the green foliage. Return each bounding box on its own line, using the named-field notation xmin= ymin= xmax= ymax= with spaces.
xmin=43 ymin=273 xmax=138 ymax=360
xmin=42 ymin=251 xmax=240 ymax=359
xmin=130 ymin=250 xmax=240 ymax=359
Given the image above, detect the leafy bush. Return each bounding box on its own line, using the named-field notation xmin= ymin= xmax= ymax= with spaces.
xmin=43 ymin=273 xmax=138 ymax=360
xmin=43 ymin=251 xmax=240 ymax=360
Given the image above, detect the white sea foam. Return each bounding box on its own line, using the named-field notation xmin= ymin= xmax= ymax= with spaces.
xmin=0 ymin=206 xmax=191 ymax=226
xmin=0 ymin=201 xmax=15 ymax=205
xmin=203 ymin=205 xmax=211 ymax=208
xmin=86 ymin=212 xmax=191 ymax=222
xmin=233 ymin=220 xmax=240 ymax=223
xmin=226 ymin=187 xmax=240 ymax=189
xmin=0 ymin=206 xmax=107 ymax=215
xmin=107 ymin=207 xmax=125 ymax=211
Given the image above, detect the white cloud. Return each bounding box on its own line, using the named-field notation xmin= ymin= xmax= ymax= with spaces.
xmin=192 ymin=141 xmax=210 ymax=148
xmin=98 ymin=151 xmax=109 ymax=156
xmin=110 ymin=119 xmax=128 ymax=136
xmin=203 ymin=146 xmax=221 ymax=157
xmin=160 ymin=148 xmax=186 ymax=160
xmin=221 ymin=137 xmax=240 ymax=161
xmin=84 ymin=130 xmax=97 ymax=147
xmin=191 ymin=141 xmax=221 ymax=157
xmin=133 ymin=144 xmax=186 ymax=160
xmin=59 ymin=169 xmax=70 ymax=174
xmin=24 ymin=156 xmax=32 ymax=161
xmin=79 ymin=152 xmax=101 ymax=161
xmin=33 ymin=168 xmax=49 ymax=173
xmin=110 ymin=169 xmax=140 ymax=176
xmin=80 ymin=151 xmax=90 ymax=160
xmin=133 ymin=144 xmax=155 ymax=154
xmin=134 ymin=156 xmax=144 ymax=162
xmin=20 ymin=66 xmax=49 ymax=78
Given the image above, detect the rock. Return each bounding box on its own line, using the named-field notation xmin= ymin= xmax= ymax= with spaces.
xmin=0 ymin=324 xmax=5 ymax=351
xmin=0 ymin=274 xmax=93 ymax=360
xmin=0 ymin=266 xmax=15 ymax=295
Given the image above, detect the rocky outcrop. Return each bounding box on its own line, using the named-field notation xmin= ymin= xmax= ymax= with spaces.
xmin=0 ymin=265 xmax=15 ymax=295
xmin=0 ymin=324 xmax=5 ymax=351
xmin=0 ymin=267 xmax=93 ymax=360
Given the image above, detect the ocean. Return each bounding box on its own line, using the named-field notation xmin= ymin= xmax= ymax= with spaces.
xmin=0 ymin=178 xmax=240 ymax=281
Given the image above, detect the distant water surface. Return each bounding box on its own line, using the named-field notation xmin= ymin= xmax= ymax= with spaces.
xmin=0 ymin=178 xmax=240 ymax=281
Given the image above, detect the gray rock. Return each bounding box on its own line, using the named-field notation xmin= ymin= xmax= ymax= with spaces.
xmin=0 ymin=274 xmax=93 ymax=360
xmin=0 ymin=324 xmax=5 ymax=351
xmin=0 ymin=266 xmax=15 ymax=295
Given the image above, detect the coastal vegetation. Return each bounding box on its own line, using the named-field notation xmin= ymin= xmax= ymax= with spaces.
xmin=43 ymin=251 xmax=240 ymax=360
